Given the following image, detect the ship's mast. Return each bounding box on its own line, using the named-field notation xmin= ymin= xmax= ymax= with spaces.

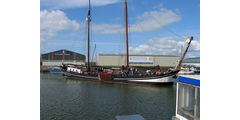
xmin=125 ymin=0 xmax=129 ymax=68
xmin=175 ymin=36 xmax=194 ymax=70
xmin=87 ymin=0 xmax=91 ymax=72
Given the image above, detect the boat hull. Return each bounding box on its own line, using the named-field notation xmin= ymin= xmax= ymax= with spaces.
xmin=48 ymin=67 xmax=63 ymax=73
xmin=110 ymin=75 xmax=176 ymax=86
xmin=63 ymin=71 xmax=177 ymax=86
xmin=63 ymin=72 xmax=99 ymax=80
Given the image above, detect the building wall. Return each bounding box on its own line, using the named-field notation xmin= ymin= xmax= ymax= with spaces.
xmin=42 ymin=50 xmax=85 ymax=61
xmin=154 ymin=56 xmax=179 ymax=67
xmin=42 ymin=60 xmax=85 ymax=66
xmin=41 ymin=49 xmax=86 ymax=66
xmin=97 ymin=55 xmax=179 ymax=67
xmin=97 ymin=55 xmax=126 ymax=66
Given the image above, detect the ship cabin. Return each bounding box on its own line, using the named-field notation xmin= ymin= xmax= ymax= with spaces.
xmin=173 ymin=75 xmax=200 ymax=120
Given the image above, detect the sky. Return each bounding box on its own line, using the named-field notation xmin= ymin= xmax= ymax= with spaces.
xmin=40 ymin=0 xmax=200 ymax=60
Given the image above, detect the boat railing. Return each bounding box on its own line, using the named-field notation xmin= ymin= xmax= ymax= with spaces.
xmin=111 ymin=71 xmax=177 ymax=78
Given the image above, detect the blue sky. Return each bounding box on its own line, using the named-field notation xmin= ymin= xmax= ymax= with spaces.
xmin=40 ymin=0 xmax=200 ymax=59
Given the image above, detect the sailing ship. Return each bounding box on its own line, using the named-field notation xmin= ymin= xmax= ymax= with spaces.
xmin=61 ymin=0 xmax=98 ymax=79
xmin=61 ymin=0 xmax=194 ymax=86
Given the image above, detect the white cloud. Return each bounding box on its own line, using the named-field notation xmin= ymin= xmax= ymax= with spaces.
xmin=129 ymin=36 xmax=200 ymax=56
xmin=130 ymin=8 xmax=180 ymax=32
xmin=92 ymin=5 xmax=180 ymax=34
xmin=190 ymin=40 xmax=200 ymax=51
xmin=92 ymin=24 xmax=124 ymax=34
xmin=41 ymin=0 xmax=121 ymax=9
xmin=40 ymin=10 xmax=80 ymax=49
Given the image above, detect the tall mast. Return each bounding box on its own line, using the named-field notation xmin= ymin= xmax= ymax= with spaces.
xmin=175 ymin=36 xmax=193 ymax=70
xmin=125 ymin=0 xmax=129 ymax=68
xmin=87 ymin=0 xmax=91 ymax=72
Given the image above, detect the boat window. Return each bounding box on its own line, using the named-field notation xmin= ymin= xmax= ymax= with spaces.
xmin=177 ymin=83 xmax=200 ymax=120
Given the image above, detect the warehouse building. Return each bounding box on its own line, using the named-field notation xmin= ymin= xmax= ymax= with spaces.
xmin=41 ymin=49 xmax=85 ymax=66
xmin=97 ymin=54 xmax=179 ymax=67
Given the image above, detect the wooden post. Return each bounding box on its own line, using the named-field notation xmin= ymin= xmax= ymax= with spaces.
xmin=51 ymin=53 xmax=54 ymax=60
xmin=74 ymin=53 xmax=76 ymax=60
xmin=62 ymin=50 xmax=65 ymax=63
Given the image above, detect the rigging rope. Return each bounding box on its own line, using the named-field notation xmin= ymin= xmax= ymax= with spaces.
xmin=82 ymin=21 xmax=87 ymax=58
xmin=79 ymin=20 xmax=87 ymax=55
xmin=127 ymin=0 xmax=199 ymax=56
xmin=90 ymin=18 xmax=94 ymax=62
xmin=118 ymin=1 xmax=126 ymax=55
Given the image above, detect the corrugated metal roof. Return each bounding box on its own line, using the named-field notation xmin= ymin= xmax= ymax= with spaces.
xmin=41 ymin=49 xmax=86 ymax=61
xmin=41 ymin=49 xmax=85 ymax=56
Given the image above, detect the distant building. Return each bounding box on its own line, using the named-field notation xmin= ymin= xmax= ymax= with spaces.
xmin=97 ymin=54 xmax=179 ymax=67
xmin=41 ymin=49 xmax=85 ymax=66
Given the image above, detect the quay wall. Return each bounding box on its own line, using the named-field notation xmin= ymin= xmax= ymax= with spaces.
xmin=42 ymin=60 xmax=85 ymax=66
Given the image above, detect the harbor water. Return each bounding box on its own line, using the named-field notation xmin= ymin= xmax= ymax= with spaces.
xmin=40 ymin=73 xmax=176 ymax=120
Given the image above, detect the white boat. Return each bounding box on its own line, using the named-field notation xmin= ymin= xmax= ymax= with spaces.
xmin=178 ymin=70 xmax=195 ymax=75
xmin=172 ymin=75 xmax=200 ymax=120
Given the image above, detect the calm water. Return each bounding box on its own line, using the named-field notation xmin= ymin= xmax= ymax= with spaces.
xmin=41 ymin=73 xmax=176 ymax=120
